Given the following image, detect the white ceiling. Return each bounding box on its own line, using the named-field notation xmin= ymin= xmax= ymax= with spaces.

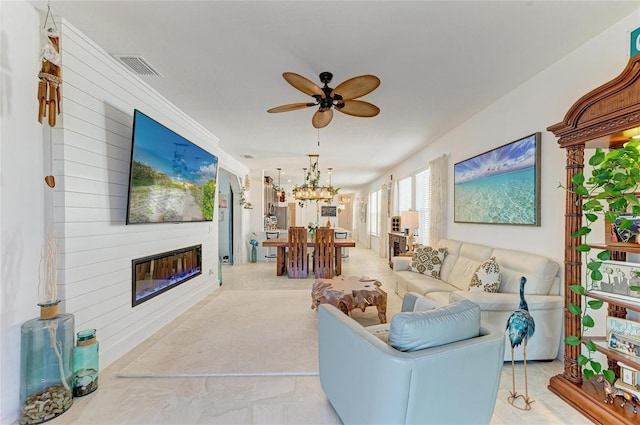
xmin=30 ymin=1 xmax=639 ymax=191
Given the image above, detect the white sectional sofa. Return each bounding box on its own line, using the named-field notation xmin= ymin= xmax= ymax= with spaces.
xmin=392 ymin=239 xmax=563 ymax=361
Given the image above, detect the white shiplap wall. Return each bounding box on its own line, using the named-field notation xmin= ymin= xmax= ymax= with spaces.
xmin=56 ymin=19 xmax=223 ymax=367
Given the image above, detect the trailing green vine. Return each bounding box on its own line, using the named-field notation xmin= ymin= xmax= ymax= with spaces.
xmin=562 ymin=140 xmax=640 ymax=383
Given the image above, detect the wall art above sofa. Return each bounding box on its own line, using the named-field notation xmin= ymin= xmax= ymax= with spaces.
xmin=454 ymin=132 xmax=541 ymax=226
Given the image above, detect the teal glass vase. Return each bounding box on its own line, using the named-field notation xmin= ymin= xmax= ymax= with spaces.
xmin=251 ymin=246 xmax=257 ymax=263
xmin=73 ymin=329 xmax=99 ymax=397
xmin=20 ymin=301 xmax=74 ymax=423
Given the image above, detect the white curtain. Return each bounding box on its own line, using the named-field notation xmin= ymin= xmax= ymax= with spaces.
xmin=379 ymin=183 xmax=388 ymax=258
xmin=428 ymin=155 xmax=447 ymax=245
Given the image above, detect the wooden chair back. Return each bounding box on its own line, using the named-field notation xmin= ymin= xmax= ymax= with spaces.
xmin=287 ymin=227 xmax=308 ymax=278
xmin=314 ymin=227 xmax=335 ymax=278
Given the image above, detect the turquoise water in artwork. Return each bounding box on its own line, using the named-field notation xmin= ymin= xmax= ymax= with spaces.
xmin=454 ymin=167 xmax=537 ymax=224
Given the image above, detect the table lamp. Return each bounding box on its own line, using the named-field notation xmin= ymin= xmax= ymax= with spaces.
xmin=401 ymin=209 xmax=419 ymax=252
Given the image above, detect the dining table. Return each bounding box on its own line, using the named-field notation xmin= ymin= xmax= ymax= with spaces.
xmin=261 ymin=238 xmax=356 ymax=276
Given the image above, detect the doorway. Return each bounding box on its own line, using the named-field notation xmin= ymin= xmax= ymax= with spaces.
xmin=217 ymin=169 xmax=234 ymax=264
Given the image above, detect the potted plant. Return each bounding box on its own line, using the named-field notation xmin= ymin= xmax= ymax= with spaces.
xmin=564 ymin=140 xmax=640 ymax=382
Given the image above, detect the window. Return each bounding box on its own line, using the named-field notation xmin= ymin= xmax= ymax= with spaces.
xmin=369 ymin=189 xmax=381 ymax=236
xmin=397 ymin=177 xmax=412 ymax=215
xmin=415 ymin=168 xmax=431 ymax=246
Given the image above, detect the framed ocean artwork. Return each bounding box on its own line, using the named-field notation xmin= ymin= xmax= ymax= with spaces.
xmin=454 ymin=133 xmax=541 ymax=225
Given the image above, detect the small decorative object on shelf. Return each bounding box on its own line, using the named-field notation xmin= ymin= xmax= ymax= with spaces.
xmin=608 ymin=332 xmax=640 ymax=358
xmin=73 ymin=329 xmax=99 ymax=397
xmin=506 ymin=277 xmax=535 ymax=410
xmin=608 ymin=215 xmax=640 ymax=245
xmin=587 ymin=260 xmax=640 ymax=304
xmin=20 ymin=226 xmax=74 ymax=423
xmin=598 ymin=372 xmax=639 ymax=414
xmin=615 ymin=361 xmax=640 ymax=402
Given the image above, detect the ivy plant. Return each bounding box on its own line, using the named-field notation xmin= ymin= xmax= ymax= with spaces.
xmin=563 ymin=140 xmax=640 ymax=383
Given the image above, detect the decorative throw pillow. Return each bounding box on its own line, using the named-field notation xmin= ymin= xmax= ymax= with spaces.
xmin=388 ymin=299 xmax=481 ymax=352
xmin=410 ymin=246 xmax=448 ymax=278
xmin=469 ymin=257 xmax=501 ymax=292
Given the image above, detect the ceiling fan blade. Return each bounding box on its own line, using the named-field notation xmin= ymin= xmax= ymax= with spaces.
xmin=312 ymin=108 xmax=333 ymax=128
xmin=283 ymin=72 xmax=325 ymax=98
xmin=332 ymin=75 xmax=380 ymax=100
xmin=267 ymin=102 xmax=316 ymax=113
xmin=336 ymin=100 xmax=380 ymax=117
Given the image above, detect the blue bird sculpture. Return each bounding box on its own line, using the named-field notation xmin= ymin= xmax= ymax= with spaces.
xmin=506 ymin=276 xmax=535 ymax=410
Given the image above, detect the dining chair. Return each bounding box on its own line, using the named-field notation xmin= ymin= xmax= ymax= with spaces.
xmin=314 ymin=227 xmax=335 ymax=278
xmin=334 ymin=231 xmax=349 ymax=262
xmin=265 ymin=231 xmax=280 ymax=262
xmin=287 ymin=227 xmax=308 ymax=278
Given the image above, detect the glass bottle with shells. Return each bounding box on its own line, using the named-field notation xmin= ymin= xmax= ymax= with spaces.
xmin=19 ymin=227 xmax=74 ymax=424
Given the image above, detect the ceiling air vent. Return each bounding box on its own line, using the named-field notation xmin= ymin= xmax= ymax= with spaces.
xmin=241 ymin=154 xmax=255 ymax=159
xmin=113 ymin=55 xmax=162 ymax=77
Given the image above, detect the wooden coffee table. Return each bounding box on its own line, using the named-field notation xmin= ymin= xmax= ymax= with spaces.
xmin=311 ymin=275 xmax=387 ymax=323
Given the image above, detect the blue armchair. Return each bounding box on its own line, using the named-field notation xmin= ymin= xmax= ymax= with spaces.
xmin=317 ymin=300 xmax=505 ymax=424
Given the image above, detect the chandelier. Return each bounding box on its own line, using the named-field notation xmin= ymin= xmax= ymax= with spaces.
xmin=292 ymin=154 xmax=339 ymax=203
xmin=275 ymin=168 xmax=285 ymax=201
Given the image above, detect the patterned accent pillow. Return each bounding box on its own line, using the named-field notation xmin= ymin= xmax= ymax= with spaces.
xmin=469 ymin=257 xmax=501 ymax=292
xmin=410 ymin=246 xmax=448 ymax=279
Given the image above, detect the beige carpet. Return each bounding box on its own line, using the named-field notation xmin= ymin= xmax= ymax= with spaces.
xmin=118 ymin=289 xmax=324 ymax=377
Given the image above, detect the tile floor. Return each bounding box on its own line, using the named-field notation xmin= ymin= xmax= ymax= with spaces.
xmin=46 ymin=247 xmax=593 ymax=424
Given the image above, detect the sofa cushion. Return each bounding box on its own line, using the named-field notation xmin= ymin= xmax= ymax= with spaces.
xmin=410 ymin=246 xmax=448 ymax=278
xmin=451 ymin=291 xmax=564 ymax=311
xmin=469 ymin=257 xmax=501 ymax=293
xmin=388 ymin=299 xmax=481 ymax=352
xmin=436 ymin=239 xmax=463 ymax=282
xmin=395 ymin=271 xmax=458 ymax=296
xmin=446 ymin=243 xmax=494 ymax=290
xmin=491 ymin=248 xmax=560 ymax=295
xmin=423 ymin=291 xmax=452 ymax=306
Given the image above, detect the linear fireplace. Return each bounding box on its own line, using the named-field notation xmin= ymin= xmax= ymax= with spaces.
xmin=132 ymin=245 xmax=202 ymax=307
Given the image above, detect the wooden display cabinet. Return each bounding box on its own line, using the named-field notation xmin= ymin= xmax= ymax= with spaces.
xmin=548 ymin=55 xmax=640 ymax=423
xmin=388 ymin=232 xmax=408 ymax=268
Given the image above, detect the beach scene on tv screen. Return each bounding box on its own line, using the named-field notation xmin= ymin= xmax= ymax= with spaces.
xmin=128 ymin=112 xmax=218 ymax=223
xmin=454 ymin=134 xmax=537 ymax=225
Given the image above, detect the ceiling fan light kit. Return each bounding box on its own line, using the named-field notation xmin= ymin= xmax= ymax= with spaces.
xmin=268 ymin=71 xmax=380 ymax=128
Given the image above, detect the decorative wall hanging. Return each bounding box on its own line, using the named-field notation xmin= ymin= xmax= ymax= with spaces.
xmin=454 ymin=133 xmax=541 ymax=226
xmin=38 ymin=2 xmax=62 ymax=127
xmin=38 ymin=1 xmax=62 ymax=188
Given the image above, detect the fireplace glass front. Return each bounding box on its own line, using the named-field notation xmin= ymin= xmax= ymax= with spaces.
xmin=132 ymin=245 xmax=202 ymax=307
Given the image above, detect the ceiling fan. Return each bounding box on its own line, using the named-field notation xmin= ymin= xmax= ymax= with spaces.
xmin=267 ymin=71 xmax=380 ymax=128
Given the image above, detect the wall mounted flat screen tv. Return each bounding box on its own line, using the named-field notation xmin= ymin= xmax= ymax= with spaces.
xmin=126 ymin=110 xmax=218 ymax=224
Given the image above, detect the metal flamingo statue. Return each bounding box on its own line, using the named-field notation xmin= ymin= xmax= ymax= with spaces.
xmin=506 ymin=276 xmax=535 ymax=410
